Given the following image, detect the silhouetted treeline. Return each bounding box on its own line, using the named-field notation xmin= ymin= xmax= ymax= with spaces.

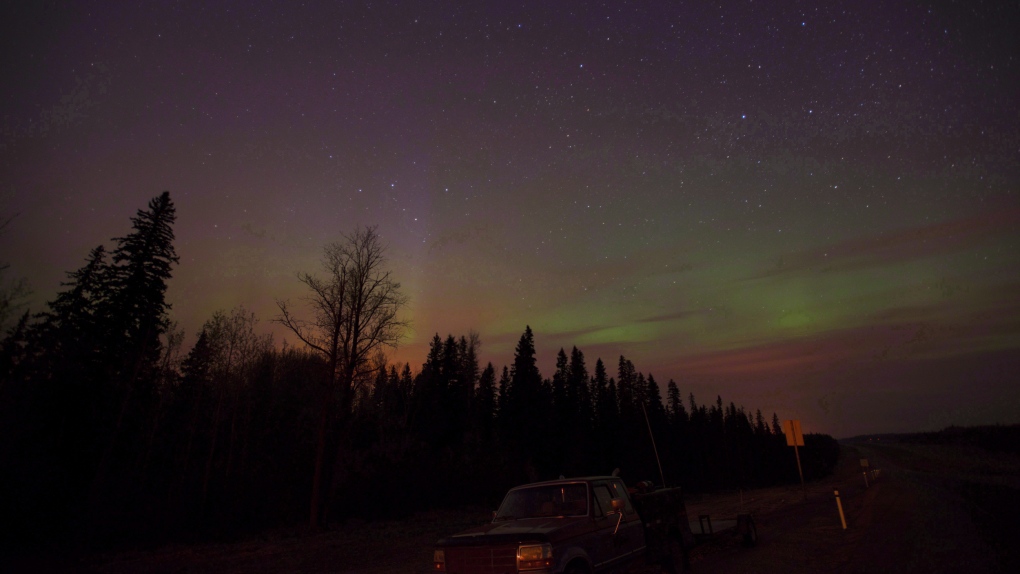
xmin=348 ymin=328 xmax=839 ymax=519
xmin=0 ymin=192 xmax=838 ymax=554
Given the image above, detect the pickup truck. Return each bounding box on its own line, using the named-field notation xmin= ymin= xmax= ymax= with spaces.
xmin=432 ymin=476 xmax=694 ymax=574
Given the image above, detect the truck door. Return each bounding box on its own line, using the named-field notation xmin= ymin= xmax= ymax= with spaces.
xmin=609 ymin=479 xmax=646 ymax=556
xmin=591 ymin=480 xmax=645 ymax=571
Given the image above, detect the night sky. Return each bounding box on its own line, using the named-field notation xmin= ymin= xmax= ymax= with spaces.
xmin=2 ymin=1 xmax=1018 ymax=438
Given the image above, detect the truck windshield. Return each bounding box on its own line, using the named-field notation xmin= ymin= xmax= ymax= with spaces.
xmin=494 ymin=483 xmax=588 ymax=520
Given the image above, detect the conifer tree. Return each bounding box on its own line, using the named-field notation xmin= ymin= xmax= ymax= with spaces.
xmin=21 ymin=245 xmax=110 ymax=399
xmin=506 ymin=326 xmax=541 ymax=418
xmin=666 ymin=379 xmax=685 ymax=424
xmin=496 ymin=365 xmax=510 ymax=417
xmin=503 ymin=326 xmax=550 ymax=477
xmin=634 ymin=372 xmax=648 ymax=408
xmin=36 ymin=245 xmax=109 ymax=365
xmin=474 ymin=363 xmax=497 ymax=444
xmin=415 ymin=335 xmax=447 ymax=448
xmin=645 ymin=374 xmax=666 ymax=419
xmin=754 ymin=409 xmax=768 ymax=436
xmin=552 ymin=348 xmax=569 ymax=420
xmin=179 ymin=329 xmax=213 ymax=409
xmin=567 ymin=347 xmax=590 ymax=426
xmin=616 ymin=356 xmax=636 ymax=414
xmin=592 ymin=358 xmax=610 ymax=427
xmin=441 ymin=335 xmax=469 ymax=446
xmin=104 ymin=191 xmax=179 ymax=380
xmin=459 ymin=333 xmax=480 ymax=392
xmin=398 ymin=363 xmax=414 ymax=427
xmin=174 ymin=328 xmax=214 ymax=494
xmin=606 ymin=378 xmax=620 ymax=423
xmin=90 ymin=192 xmax=179 ymax=507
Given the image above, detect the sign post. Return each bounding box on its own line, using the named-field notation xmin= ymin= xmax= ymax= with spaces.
xmin=783 ymin=419 xmax=805 ymax=498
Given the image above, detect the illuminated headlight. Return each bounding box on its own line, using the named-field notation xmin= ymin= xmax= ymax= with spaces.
xmin=517 ymin=543 xmax=553 ymax=570
xmin=432 ymin=549 xmax=446 ymax=571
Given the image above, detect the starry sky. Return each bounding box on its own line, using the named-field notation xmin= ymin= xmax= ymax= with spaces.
xmin=2 ymin=1 xmax=1018 ymax=438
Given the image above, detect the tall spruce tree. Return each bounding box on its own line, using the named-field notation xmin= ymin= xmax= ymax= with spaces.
xmin=37 ymin=246 xmax=108 ymax=355
xmin=30 ymin=245 xmax=110 ymax=390
xmin=592 ymin=358 xmax=610 ymax=428
xmin=37 ymin=246 xmax=113 ymax=472
xmin=104 ymin=191 xmax=179 ymax=381
xmin=474 ymin=363 xmax=497 ymax=445
xmin=552 ymin=348 xmax=569 ymax=421
xmin=496 ymin=365 xmax=510 ymax=418
xmin=91 ymin=192 xmax=179 ymax=505
xmin=645 ymin=374 xmax=666 ymax=419
xmin=506 ymin=326 xmax=541 ymax=417
xmin=617 ymin=356 xmax=636 ymax=415
xmin=567 ymin=347 xmax=591 ymax=428
xmin=504 ymin=326 xmax=550 ymax=479
xmin=666 ymin=379 xmax=685 ymax=423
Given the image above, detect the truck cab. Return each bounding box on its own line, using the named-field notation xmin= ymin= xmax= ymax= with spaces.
xmin=433 ymin=476 xmax=651 ymax=574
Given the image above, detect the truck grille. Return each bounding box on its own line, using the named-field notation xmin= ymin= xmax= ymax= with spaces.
xmin=446 ymin=544 xmax=518 ymax=574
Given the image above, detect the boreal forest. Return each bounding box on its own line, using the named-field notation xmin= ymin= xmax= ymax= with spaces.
xmin=0 ymin=192 xmax=839 ymax=553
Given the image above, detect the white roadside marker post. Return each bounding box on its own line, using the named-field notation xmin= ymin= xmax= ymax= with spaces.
xmin=834 ymin=489 xmax=847 ymax=530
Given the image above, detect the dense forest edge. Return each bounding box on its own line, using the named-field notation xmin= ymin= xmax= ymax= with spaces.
xmin=0 ymin=192 xmax=842 ymax=557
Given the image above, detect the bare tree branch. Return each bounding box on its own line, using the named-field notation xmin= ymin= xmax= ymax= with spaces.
xmin=272 ymin=225 xmax=410 ymax=528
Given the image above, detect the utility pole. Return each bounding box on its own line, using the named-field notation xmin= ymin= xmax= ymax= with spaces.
xmin=783 ymin=419 xmax=806 ymax=498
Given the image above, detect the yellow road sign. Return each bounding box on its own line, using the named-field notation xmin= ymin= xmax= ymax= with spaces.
xmin=783 ymin=419 xmax=804 ymax=446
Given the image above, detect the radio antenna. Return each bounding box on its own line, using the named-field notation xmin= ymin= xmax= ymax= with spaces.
xmin=642 ymin=401 xmax=667 ymax=487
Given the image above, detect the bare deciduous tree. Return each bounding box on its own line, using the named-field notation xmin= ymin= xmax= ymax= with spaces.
xmin=276 ymin=226 xmax=409 ymax=527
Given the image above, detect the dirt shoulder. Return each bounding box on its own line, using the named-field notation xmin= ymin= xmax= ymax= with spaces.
xmin=683 ymin=441 xmax=1018 ymax=574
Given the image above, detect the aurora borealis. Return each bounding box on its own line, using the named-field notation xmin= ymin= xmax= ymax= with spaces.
xmin=2 ymin=1 xmax=1018 ymax=437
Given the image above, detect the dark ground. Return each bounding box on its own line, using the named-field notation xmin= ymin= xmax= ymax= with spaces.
xmin=683 ymin=440 xmax=1018 ymax=574
xmin=5 ymin=440 xmax=1017 ymax=573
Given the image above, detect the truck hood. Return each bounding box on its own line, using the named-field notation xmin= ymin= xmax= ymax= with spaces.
xmin=436 ymin=517 xmax=595 ymax=547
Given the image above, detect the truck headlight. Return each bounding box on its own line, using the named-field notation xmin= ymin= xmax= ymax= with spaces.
xmin=433 ymin=549 xmax=446 ymax=571
xmin=517 ymin=543 xmax=553 ymax=570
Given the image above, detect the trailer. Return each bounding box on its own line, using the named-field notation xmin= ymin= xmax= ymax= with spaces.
xmin=631 ymin=483 xmax=757 ymax=573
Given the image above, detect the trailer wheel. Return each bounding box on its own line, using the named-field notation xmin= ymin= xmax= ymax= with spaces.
xmin=742 ymin=516 xmax=758 ymax=548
